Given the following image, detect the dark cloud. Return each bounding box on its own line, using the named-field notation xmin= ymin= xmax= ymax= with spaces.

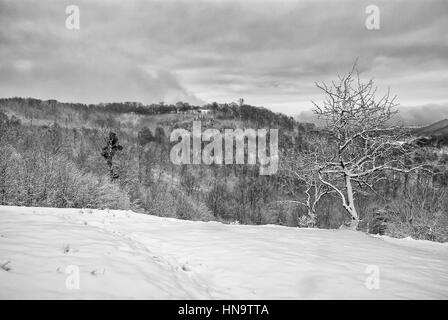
xmin=0 ymin=0 xmax=447 ymax=115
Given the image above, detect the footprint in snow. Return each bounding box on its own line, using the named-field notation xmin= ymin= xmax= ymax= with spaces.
xmin=62 ymin=244 xmax=79 ymax=254
xmin=1 ymin=261 xmax=11 ymax=272
xmin=91 ymin=268 xmax=106 ymax=276
xmin=63 ymin=244 xmax=71 ymax=254
xmin=182 ymin=263 xmax=192 ymax=272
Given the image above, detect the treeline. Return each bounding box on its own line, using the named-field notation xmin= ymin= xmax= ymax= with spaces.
xmin=0 ymin=97 xmax=198 ymax=116
xmin=204 ymin=101 xmax=296 ymax=129
xmin=0 ymin=98 xmax=297 ymax=131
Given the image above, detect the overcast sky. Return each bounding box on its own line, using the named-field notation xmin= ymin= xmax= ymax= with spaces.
xmin=0 ymin=0 xmax=447 ymax=117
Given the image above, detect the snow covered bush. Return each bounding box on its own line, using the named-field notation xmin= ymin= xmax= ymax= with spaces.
xmin=135 ymin=180 xmax=214 ymax=222
xmin=0 ymin=144 xmax=27 ymax=205
xmin=0 ymin=146 xmax=130 ymax=210
xmin=173 ymin=190 xmax=215 ymax=222
xmin=362 ymin=184 xmax=448 ymax=242
xmin=260 ymin=201 xmax=298 ymax=227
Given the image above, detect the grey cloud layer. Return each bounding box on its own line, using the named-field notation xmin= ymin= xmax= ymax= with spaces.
xmin=0 ymin=0 xmax=447 ymax=115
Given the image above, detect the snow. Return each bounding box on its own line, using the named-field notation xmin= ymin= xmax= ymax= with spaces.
xmin=0 ymin=205 xmax=447 ymax=299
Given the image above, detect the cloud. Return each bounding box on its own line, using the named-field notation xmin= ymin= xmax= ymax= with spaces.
xmin=0 ymin=0 xmax=204 ymax=105
xmin=397 ymin=104 xmax=448 ymax=126
xmin=0 ymin=0 xmax=447 ymax=114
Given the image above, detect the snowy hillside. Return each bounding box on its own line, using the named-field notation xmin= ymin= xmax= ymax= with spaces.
xmin=0 ymin=206 xmax=447 ymax=299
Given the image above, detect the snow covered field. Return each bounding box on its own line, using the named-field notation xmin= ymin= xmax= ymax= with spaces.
xmin=0 ymin=205 xmax=447 ymax=299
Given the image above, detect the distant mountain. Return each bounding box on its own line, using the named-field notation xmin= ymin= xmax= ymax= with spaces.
xmin=296 ymin=104 xmax=448 ymax=127
xmin=0 ymin=97 xmax=300 ymax=137
xmin=414 ymin=119 xmax=448 ymax=136
xmin=412 ymin=119 xmax=448 ymax=148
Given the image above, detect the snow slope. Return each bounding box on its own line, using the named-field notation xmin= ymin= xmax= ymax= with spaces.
xmin=0 ymin=206 xmax=447 ymax=299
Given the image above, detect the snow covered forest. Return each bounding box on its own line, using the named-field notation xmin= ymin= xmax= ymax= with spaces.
xmin=0 ymin=69 xmax=447 ymax=242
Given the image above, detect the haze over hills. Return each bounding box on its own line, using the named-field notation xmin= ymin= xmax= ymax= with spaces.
xmin=296 ymin=104 xmax=448 ymax=127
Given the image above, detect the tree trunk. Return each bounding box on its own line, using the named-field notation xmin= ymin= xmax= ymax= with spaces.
xmin=344 ymin=173 xmax=359 ymax=230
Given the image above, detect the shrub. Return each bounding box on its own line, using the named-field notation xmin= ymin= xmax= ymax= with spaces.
xmin=363 ymin=185 xmax=448 ymax=242
xmin=0 ymin=146 xmax=130 ymax=209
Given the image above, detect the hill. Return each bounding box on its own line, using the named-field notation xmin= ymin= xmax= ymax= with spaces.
xmin=0 ymin=97 xmax=301 ymax=134
xmin=415 ymin=119 xmax=448 ymax=136
xmin=1 ymin=205 xmax=447 ymax=299
xmin=0 ymin=96 xmax=320 ymax=230
xmin=412 ymin=119 xmax=448 ymax=148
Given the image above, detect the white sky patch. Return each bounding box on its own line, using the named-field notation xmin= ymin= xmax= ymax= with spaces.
xmin=13 ymin=59 xmax=33 ymax=72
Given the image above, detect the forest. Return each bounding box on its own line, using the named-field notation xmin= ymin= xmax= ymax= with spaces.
xmin=1 ymin=72 xmax=447 ymax=242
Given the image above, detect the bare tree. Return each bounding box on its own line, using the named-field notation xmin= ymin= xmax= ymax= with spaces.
xmin=280 ymin=135 xmax=332 ymax=226
xmin=312 ymin=65 xmax=426 ymax=229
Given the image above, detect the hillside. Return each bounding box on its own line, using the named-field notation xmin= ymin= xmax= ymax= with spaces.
xmin=1 ymin=205 xmax=447 ymax=299
xmin=415 ymin=119 xmax=448 ymax=136
xmin=0 ymin=96 xmax=318 ymax=230
xmin=412 ymin=119 xmax=448 ymax=148
xmin=0 ymin=97 xmax=300 ymax=135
